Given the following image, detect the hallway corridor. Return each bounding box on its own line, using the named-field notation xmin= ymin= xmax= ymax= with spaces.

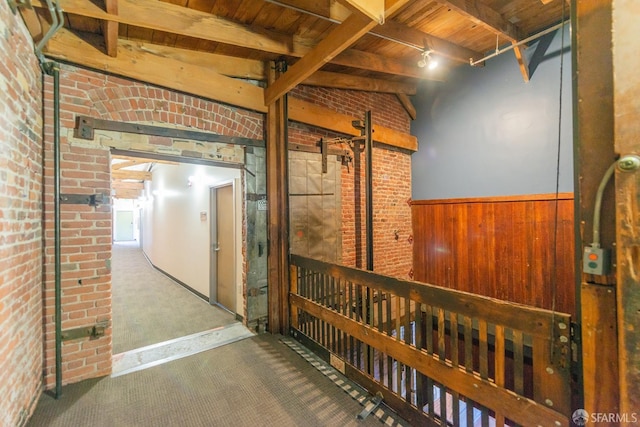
xmin=111 ymin=241 xmax=236 ymax=354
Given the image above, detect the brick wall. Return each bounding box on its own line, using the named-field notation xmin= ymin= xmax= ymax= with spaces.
xmin=290 ymin=87 xmax=414 ymax=278
xmin=42 ymin=64 xmax=264 ymax=388
xmin=0 ymin=3 xmax=44 ymax=426
xmin=42 ymin=64 xmax=414 ymax=388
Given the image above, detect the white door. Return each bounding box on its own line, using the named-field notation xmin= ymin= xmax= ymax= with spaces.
xmin=114 ymin=210 xmax=134 ymax=241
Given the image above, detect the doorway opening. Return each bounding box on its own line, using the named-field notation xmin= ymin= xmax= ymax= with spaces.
xmin=109 ymin=153 xmax=250 ymax=363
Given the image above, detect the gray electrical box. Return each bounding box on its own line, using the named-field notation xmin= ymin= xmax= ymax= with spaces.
xmin=583 ymin=245 xmax=611 ymax=275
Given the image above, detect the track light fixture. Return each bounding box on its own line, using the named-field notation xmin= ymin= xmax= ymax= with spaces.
xmin=417 ymin=50 xmax=438 ymax=70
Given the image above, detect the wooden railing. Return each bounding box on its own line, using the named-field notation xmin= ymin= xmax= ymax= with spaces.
xmin=289 ymin=255 xmax=572 ymax=427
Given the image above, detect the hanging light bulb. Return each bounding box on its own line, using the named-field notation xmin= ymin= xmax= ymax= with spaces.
xmin=418 ymin=50 xmax=438 ymax=70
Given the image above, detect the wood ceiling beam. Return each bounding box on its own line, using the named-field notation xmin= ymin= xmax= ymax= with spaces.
xmin=32 ymin=0 xmax=293 ymax=55
xmin=396 ymin=93 xmax=416 ymax=120
xmin=111 ymin=160 xmax=138 ymax=170
xmin=30 ymin=0 xmax=429 ymax=79
xmin=265 ymin=0 xmax=412 ymax=104
xmin=18 ymin=8 xmax=44 ymax=42
xmin=112 ymin=180 xmax=144 ymax=190
xmin=46 ymin=29 xmax=267 ymax=113
xmin=373 ymin=19 xmax=482 ymax=64
xmin=122 ymin=40 xmax=266 ymax=80
xmin=120 ymin=39 xmax=416 ymax=93
xmin=111 ymin=170 xmax=152 ymax=180
xmin=512 ymin=45 xmax=530 ymax=82
xmin=437 ymin=0 xmax=521 ymax=42
xmin=45 ymin=29 xmax=416 ymax=151
xmin=103 ymin=0 xmax=118 ymax=57
xmin=113 ymin=188 xmax=142 ymax=199
xmin=274 ymin=0 xmax=481 ymax=64
xmin=304 ymin=71 xmax=416 ymax=94
xmin=265 ymin=10 xmax=381 ymax=105
xmin=111 ymin=155 xmax=180 ymax=166
xmin=338 ymin=0 xmax=385 ymax=23
xmin=436 ymin=1 xmax=529 ymax=81
xmin=287 ymin=97 xmax=417 ymax=151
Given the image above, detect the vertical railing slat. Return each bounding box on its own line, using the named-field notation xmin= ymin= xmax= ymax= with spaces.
xmin=463 ymin=316 xmax=473 ymax=373
xmin=290 ymin=264 xmax=298 ymax=330
xmin=479 ymin=320 xmax=489 ymax=426
xmin=377 ymin=290 xmax=384 ymax=384
xmin=438 ymin=308 xmax=446 ymax=360
xmin=513 ymin=330 xmax=524 ymax=395
xmin=424 ymin=305 xmax=434 ymax=418
xmin=450 ymin=313 xmax=460 ymax=426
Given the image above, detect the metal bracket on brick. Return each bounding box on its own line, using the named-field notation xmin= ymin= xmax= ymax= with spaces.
xmin=61 ymin=322 xmax=108 ymax=341
xmin=60 ymin=193 xmax=109 ymax=207
xmin=73 ymin=115 xmax=265 ymax=147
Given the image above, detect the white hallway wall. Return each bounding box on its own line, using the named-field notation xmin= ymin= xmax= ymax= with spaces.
xmin=141 ymin=162 xmax=242 ymax=313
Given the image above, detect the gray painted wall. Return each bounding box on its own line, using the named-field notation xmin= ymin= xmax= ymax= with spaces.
xmin=411 ymin=26 xmax=573 ymax=200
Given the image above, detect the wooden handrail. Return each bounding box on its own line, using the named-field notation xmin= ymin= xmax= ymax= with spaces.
xmin=290 ymin=254 xmax=571 ymax=339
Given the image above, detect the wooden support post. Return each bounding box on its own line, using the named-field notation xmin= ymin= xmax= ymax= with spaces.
xmin=103 ymin=0 xmax=118 ymax=57
xmin=266 ymin=60 xmax=290 ymax=335
xmin=573 ymin=0 xmax=619 ymax=415
xmin=612 ymin=0 xmax=640 ymax=414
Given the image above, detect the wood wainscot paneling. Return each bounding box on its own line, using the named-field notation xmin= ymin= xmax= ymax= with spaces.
xmin=411 ymin=193 xmax=575 ymax=315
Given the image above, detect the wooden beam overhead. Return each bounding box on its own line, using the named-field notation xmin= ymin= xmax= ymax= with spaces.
xmin=113 ymin=188 xmax=142 ymax=199
xmin=30 ymin=0 xmax=426 ymax=79
xmin=273 ymin=0 xmax=481 ymax=64
xmin=111 ymin=160 xmax=138 ymax=170
xmin=396 ymin=93 xmax=416 ymax=120
xmin=111 ymin=155 xmax=180 ymax=166
xmin=112 ymin=180 xmax=144 ymax=190
xmin=265 ymin=10 xmax=381 ymax=105
xmin=373 ymin=19 xmax=483 ymax=64
xmin=105 ymin=40 xmax=415 ymax=94
xmin=265 ymin=0 xmax=413 ymax=104
xmin=120 ymin=40 xmax=266 ymax=80
xmin=111 ymin=169 xmax=152 ymax=181
xmin=513 ymin=44 xmax=530 ymax=82
xmin=437 ymin=0 xmax=521 ymax=42
xmin=103 ymin=0 xmax=118 ymax=57
xmin=32 ymin=0 xmax=294 ymax=56
xmin=303 ymin=70 xmax=417 ymax=94
xmin=46 ymin=29 xmax=267 ymax=113
xmin=338 ymin=0 xmax=385 ymax=23
xmin=18 ymin=7 xmax=44 ymax=42
xmin=288 ymin=97 xmax=417 ymax=151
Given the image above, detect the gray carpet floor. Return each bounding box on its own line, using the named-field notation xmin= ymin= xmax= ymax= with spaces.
xmin=27 ymin=241 xmax=404 ymax=426
xmin=111 ymin=241 xmax=236 ymax=354
xmin=28 ymin=334 xmax=390 ymax=427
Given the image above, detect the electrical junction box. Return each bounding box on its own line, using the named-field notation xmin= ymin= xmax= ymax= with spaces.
xmin=583 ymin=245 xmax=611 ymax=275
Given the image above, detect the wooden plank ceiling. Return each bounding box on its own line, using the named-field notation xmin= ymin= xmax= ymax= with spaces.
xmin=25 ymin=0 xmax=566 ymax=96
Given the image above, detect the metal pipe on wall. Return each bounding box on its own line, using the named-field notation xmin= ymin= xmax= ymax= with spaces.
xmin=41 ymin=60 xmax=63 ymax=399
xmin=52 ymin=62 xmax=62 ymax=399
xmin=35 ymin=0 xmax=65 ymax=400
xmin=34 ymin=0 xmax=64 ymax=63
xmin=364 ymin=111 xmax=373 ymax=272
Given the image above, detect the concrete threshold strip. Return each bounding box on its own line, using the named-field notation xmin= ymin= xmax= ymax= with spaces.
xmin=111 ymin=323 xmax=254 ymax=378
xmin=280 ymin=337 xmax=408 ymax=427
